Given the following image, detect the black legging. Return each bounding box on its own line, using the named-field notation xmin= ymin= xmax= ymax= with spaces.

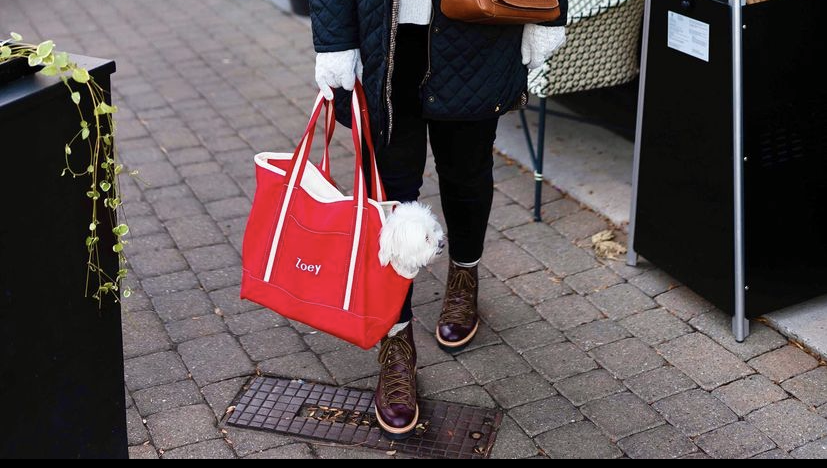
xmin=375 ymin=24 xmax=499 ymax=323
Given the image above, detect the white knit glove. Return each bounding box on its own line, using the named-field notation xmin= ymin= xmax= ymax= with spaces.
xmin=521 ymin=24 xmax=567 ymax=70
xmin=314 ymin=49 xmax=363 ymax=100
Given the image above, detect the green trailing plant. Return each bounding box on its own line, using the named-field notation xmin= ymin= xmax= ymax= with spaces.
xmin=1 ymin=32 xmax=131 ymax=304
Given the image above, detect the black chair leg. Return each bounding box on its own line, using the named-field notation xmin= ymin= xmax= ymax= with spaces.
xmin=519 ymin=97 xmax=548 ymax=222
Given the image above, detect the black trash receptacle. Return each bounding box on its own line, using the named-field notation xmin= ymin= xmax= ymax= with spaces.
xmin=628 ymin=0 xmax=827 ymax=340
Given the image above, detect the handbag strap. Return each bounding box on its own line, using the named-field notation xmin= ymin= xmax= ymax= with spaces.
xmin=313 ymin=87 xmax=386 ymax=202
xmin=318 ymin=99 xmax=335 ymax=178
xmin=354 ymin=82 xmax=387 ymax=202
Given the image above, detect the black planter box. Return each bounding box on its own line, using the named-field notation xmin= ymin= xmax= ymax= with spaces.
xmin=629 ymin=0 xmax=827 ymax=339
xmin=0 ymin=55 xmax=39 ymax=86
xmin=0 ymin=54 xmax=126 ymax=458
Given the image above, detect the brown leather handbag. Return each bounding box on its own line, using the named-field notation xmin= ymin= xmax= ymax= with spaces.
xmin=440 ymin=0 xmax=561 ymax=25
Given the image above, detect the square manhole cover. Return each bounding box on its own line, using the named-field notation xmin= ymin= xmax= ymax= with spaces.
xmin=226 ymin=376 xmax=502 ymax=459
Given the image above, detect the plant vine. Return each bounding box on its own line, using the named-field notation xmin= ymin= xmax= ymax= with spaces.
xmin=1 ymin=33 xmax=131 ymax=305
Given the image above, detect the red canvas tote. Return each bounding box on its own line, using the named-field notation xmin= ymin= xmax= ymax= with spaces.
xmin=240 ymin=83 xmax=411 ymax=350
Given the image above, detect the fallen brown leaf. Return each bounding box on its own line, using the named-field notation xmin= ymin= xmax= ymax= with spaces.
xmin=592 ymin=230 xmax=627 ymax=260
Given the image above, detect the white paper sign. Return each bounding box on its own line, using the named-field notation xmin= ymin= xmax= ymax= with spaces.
xmin=667 ymin=11 xmax=710 ymax=62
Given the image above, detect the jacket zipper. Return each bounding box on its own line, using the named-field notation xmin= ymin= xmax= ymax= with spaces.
xmin=419 ymin=7 xmax=435 ymax=88
xmin=383 ymin=0 xmax=401 ymax=144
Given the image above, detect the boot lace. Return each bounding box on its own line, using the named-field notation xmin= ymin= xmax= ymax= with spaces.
xmin=378 ymin=335 xmax=415 ymax=409
xmin=441 ymin=268 xmax=477 ymax=325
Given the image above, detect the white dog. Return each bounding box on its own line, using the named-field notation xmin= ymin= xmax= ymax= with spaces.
xmin=379 ymin=202 xmax=444 ymax=279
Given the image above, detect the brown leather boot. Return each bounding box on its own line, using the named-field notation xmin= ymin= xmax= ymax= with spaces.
xmin=436 ymin=262 xmax=480 ymax=351
xmin=374 ymin=323 xmax=418 ymax=439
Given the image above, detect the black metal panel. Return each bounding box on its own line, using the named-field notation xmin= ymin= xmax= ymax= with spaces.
xmin=634 ymin=0 xmax=736 ymax=313
xmin=742 ymin=0 xmax=827 ymax=315
xmin=0 ymin=56 xmax=126 ymax=458
xmin=227 ymin=376 xmax=502 ymax=459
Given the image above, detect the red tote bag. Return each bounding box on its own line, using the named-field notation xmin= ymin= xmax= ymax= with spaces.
xmin=240 ymin=83 xmax=412 ymax=350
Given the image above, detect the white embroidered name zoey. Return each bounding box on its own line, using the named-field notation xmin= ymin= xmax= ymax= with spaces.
xmin=296 ymin=257 xmax=322 ymax=276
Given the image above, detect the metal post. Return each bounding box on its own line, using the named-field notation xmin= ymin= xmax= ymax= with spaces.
xmin=533 ymin=97 xmax=548 ymax=221
xmin=732 ymin=0 xmax=749 ymax=342
xmin=626 ymin=0 xmax=652 ymax=267
xmin=519 ymin=98 xmax=549 ymax=222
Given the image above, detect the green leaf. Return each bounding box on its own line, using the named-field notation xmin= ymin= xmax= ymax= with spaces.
xmin=36 ymin=40 xmax=54 ymax=58
xmin=10 ymin=32 xmax=22 ymax=41
xmin=72 ymin=92 xmax=81 ymax=105
xmin=28 ymin=54 xmax=42 ymax=67
xmin=64 ymin=145 xmax=72 ymax=155
xmin=81 ymin=127 xmax=90 ymax=140
xmin=122 ymin=289 xmax=132 ymax=298
xmin=86 ymin=190 xmax=100 ymax=200
xmin=89 ymin=222 xmax=96 ymax=231
xmin=113 ymin=224 xmax=129 ymax=236
xmin=54 ymin=52 xmax=68 ymax=68
xmin=94 ymin=102 xmax=115 ymax=115
xmin=102 ymin=135 xmax=112 ymax=146
xmin=71 ymin=67 xmax=89 ymax=84
xmin=114 ymin=164 xmax=123 ymax=175
xmin=112 ymin=243 xmax=124 ymax=253
xmin=0 ymin=46 xmax=11 ymax=58
xmin=41 ymin=53 xmax=54 ymax=65
xmin=39 ymin=64 xmax=59 ymax=76
xmin=99 ymin=181 xmax=111 ymax=192
xmin=87 ymin=165 xmax=94 ymax=173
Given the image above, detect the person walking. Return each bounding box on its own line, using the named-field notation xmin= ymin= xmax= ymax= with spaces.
xmin=309 ymin=0 xmax=568 ymax=438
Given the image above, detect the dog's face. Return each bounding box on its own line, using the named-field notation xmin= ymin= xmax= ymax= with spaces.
xmin=379 ymin=202 xmax=445 ymax=279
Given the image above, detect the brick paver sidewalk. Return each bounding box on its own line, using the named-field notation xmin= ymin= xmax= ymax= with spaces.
xmin=4 ymin=0 xmax=826 ymax=459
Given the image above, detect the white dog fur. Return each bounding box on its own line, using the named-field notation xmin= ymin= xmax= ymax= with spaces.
xmin=379 ymin=202 xmax=444 ymax=279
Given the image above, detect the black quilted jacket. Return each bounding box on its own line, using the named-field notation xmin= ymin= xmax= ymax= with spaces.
xmin=309 ymin=0 xmax=567 ymax=148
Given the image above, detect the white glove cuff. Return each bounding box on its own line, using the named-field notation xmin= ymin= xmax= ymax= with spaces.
xmin=525 ymin=24 xmax=567 ymax=55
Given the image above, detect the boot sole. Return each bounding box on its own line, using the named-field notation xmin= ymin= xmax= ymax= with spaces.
xmin=375 ymin=404 xmax=420 ymax=440
xmin=435 ymin=321 xmax=479 ymax=352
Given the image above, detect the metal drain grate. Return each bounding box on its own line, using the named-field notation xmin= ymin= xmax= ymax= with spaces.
xmin=226 ymin=376 xmax=502 ymax=459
